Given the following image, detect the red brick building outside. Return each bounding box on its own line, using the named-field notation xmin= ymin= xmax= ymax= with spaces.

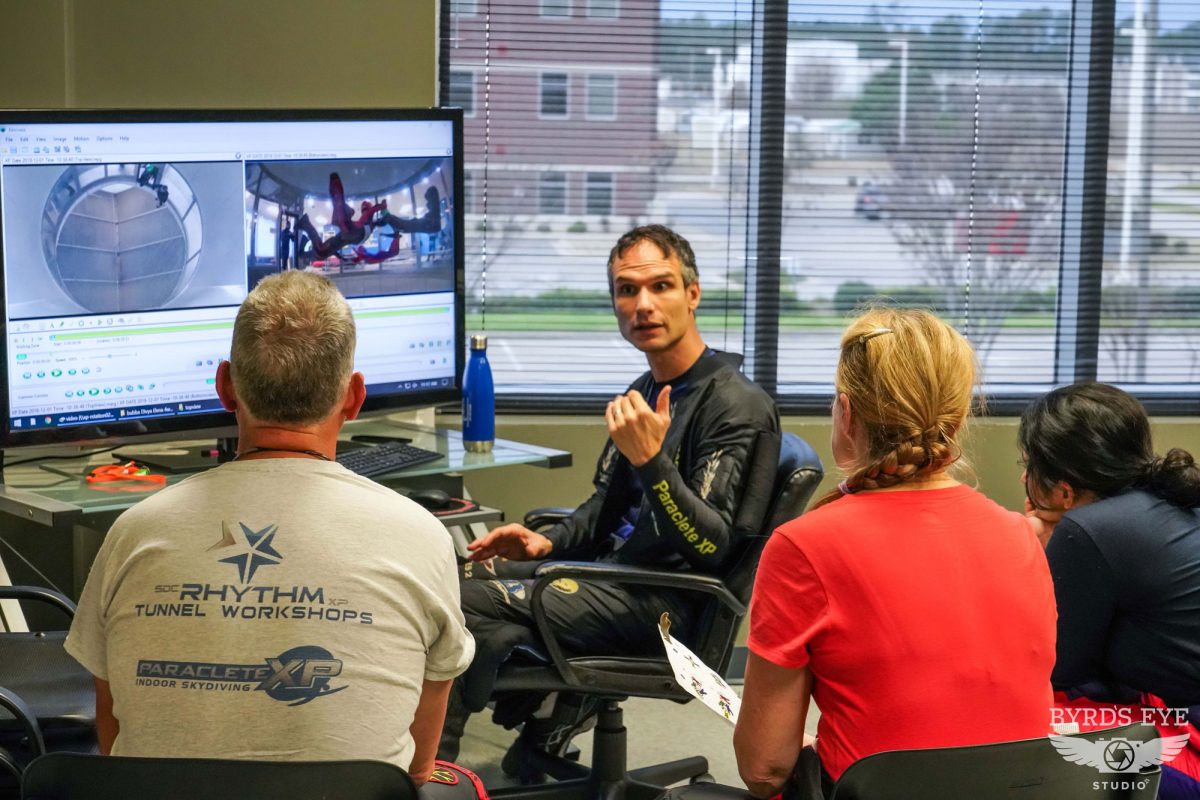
xmin=446 ymin=0 xmax=659 ymax=222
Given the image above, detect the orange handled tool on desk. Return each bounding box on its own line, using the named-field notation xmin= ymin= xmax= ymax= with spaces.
xmin=86 ymin=462 xmax=167 ymax=488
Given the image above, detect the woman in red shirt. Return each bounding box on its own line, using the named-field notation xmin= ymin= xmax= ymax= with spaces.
xmin=734 ymin=308 xmax=1056 ymax=798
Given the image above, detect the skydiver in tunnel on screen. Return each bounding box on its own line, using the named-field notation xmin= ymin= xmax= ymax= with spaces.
xmin=294 ymin=173 xmax=442 ymax=261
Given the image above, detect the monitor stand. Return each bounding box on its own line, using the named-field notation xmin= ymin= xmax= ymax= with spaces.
xmin=114 ymin=437 xmax=239 ymax=474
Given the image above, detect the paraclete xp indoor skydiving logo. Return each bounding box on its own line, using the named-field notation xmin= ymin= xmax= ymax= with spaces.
xmin=136 ymin=645 xmax=346 ymax=706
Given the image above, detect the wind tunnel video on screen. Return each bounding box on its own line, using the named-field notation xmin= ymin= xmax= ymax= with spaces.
xmin=244 ymin=157 xmax=455 ymax=299
xmin=2 ymin=161 xmax=246 ymax=319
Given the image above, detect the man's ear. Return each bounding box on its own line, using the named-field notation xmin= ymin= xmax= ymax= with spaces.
xmin=341 ymin=372 xmax=367 ymax=421
xmin=687 ymin=279 xmax=701 ymax=314
xmin=215 ymin=361 xmax=238 ymax=412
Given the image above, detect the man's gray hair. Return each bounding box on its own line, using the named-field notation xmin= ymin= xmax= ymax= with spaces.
xmin=607 ymin=224 xmax=699 ymax=290
xmin=229 ymin=271 xmax=356 ymax=425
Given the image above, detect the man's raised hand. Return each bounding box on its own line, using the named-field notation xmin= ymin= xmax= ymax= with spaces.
xmin=606 ymin=385 xmax=672 ymax=467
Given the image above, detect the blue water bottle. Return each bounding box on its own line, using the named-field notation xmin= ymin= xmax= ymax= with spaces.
xmin=463 ymin=334 xmax=495 ymax=452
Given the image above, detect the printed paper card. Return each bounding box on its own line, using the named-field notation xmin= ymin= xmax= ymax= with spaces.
xmin=658 ymin=612 xmax=740 ymax=725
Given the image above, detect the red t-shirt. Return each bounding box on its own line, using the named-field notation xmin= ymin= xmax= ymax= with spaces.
xmin=748 ymin=484 xmax=1056 ymax=780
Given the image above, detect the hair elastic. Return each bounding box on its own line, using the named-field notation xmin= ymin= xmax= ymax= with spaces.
xmin=856 ymin=328 xmax=893 ymax=346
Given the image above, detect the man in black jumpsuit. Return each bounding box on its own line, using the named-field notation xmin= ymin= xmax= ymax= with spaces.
xmin=440 ymin=225 xmax=780 ymax=761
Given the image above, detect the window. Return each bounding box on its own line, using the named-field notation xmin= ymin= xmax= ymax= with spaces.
xmin=540 ymin=0 xmax=570 ymax=17
xmin=586 ymin=74 xmax=617 ymax=119
xmin=1097 ymin=0 xmax=1200 ymax=393
xmin=540 ymin=173 xmax=567 ymax=214
xmin=463 ymin=170 xmax=475 ymax=215
xmin=587 ymin=0 xmax=618 ymax=18
xmin=450 ymin=0 xmax=478 ymax=14
xmin=444 ymin=1 xmax=1200 ymax=413
xmin=448 ymin=71 xmax=475 ymax=116
xmin=540 ymin=73 xmax=569 ymax=118
xmin=586 ymin=173 xmax=614 ymax=215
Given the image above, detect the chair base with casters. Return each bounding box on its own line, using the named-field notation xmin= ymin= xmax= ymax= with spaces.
xmin=493 ymin=698 xmax=708 ymax=800
xmin=20 ymin=753 xmax=418 ymax=800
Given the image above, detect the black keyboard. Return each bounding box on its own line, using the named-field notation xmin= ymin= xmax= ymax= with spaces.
xmin=335 ymin=441 xmax=444 ymax=478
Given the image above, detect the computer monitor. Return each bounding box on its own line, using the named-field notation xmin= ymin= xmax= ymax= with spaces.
xmin=0 ymin=109 xmax=465 ymax=458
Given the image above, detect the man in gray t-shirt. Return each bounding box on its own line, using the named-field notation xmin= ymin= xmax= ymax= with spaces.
xmin=66 ymin=272 xmax=473 ymax=785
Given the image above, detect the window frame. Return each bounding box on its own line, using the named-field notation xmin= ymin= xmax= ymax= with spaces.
xmin=585 ymin=73 xmax=618 ymax=121
xmin=586 ymin=0 xmax=619 ymax=19
xmin=539 ymin=172 xmax=568 ymax=215
xmin=442 ymin=0 xmax=1200 ymax=416
xmin=447 ymin=70 xmax=476 ymax=118
xmin=538 ymin=72 xmax=570 ymax=120
xmin=540 ymin=0 xmax=571 ymax=18
xmin=584 ymin=172 xmax=614 ymax=216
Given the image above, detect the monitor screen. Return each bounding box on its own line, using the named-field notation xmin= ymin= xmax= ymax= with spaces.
xmin=0 ymin=109 xmax=464 ymax=448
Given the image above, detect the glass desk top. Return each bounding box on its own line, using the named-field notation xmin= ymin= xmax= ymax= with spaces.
xmin=0 ymin=418 xmax=571 ymax=526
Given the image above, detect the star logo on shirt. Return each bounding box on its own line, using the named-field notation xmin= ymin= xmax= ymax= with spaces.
xmin=208 ymin=520 xmax=283 ymax=584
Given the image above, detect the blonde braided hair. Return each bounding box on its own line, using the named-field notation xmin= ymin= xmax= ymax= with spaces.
xmin=815 ymin=308 xmax=978 ymax=508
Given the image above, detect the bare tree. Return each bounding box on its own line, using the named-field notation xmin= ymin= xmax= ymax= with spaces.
xmin=884 ymin=79 xmax=1066 ymax=355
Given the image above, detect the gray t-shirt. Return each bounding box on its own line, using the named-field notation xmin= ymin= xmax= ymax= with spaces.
xmin=65 ymin=458 xmax=474 ymax=768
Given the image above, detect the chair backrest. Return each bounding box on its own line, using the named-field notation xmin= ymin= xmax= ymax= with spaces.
xmin=22 ymin=753 xmax=418 ymax=800
xmin=830 ymin=723 xmax=1162 ymax=800
xmin=722 ymin=432 xmax=824 ymax=609
xmin=0 ymin=587 xmax=94 ymax=737
xmin=696 ymin=432 xmax=823 ymax=670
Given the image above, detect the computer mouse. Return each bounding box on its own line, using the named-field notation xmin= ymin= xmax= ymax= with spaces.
xmin=409 ymin=488 xmax=454 ymax=511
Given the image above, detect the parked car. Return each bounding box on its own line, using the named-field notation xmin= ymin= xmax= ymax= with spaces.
xmin=854 ymin=183 xmax=886 ymax=220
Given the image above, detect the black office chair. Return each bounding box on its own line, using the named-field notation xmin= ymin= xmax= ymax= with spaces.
xmin=21 ymin=753 xmax=418 ymax=800
xmin=484 ymin=432 xmax=824 ymax=800
xmin=829 ymin=722 xmax=1162 ymax=799
xmin=663 ymin=723 xmax=1162 ymax=800
xmin=0 ymin=586 xmax=96 ymax=783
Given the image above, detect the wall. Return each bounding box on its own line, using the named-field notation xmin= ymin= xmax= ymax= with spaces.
xmin=0 ymin=0 xmax=439 ymax=607
xmin=0 ymin=0 xmax=437 ymax=109
xmin=466 ymin=413 xmax=1200 ymax=520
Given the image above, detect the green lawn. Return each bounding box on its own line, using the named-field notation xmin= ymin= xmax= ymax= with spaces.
xmin=1151 ymin=201 xmax=1200 ymax=215
xmin=468 ymin=311 xmax=1200 ymax=334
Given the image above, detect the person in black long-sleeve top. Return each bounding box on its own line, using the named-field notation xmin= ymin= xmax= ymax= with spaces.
xmin=438 ymin=225 xmax=780 ymax=763
xmin=1020 ymin=382 xmax=1200 ymax=799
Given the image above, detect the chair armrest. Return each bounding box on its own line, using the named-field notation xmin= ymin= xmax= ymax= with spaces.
xmin=527 ymin=561 xmax=745 ymax=686
xmin=0 ymin=685 xmax=46 ymax=758
xmin=523 ymin=507 xmax=574 ymax=530
xmin=0 ymin=586 xmax=76 ymax=618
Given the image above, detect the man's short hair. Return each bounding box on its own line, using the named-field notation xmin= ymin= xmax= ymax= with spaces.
xmin=607 ymin=224 xmax=698 ymax=289
xmin=230 ymin=271 xmax=356 ymax=425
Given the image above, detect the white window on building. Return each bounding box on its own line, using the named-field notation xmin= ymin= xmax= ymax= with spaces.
xmin=463 ymin=170 xmax=475 ymax=214
xmin=540 ymin=73 xmax=569 ymax=118
xmin=449 ymin=71 xmax=475 ymax=116
xmin=587 ymin=0 xmax=618 ymax=18
xmin=586 ymin=173 xmax=613 ymax=216
xmin=540 ymin=0 xmax=570 ymax=17
xmin=540 ymin=173 xmax=567 ymax=214
xmin=586 ymin=74 xmax=617 ymax=120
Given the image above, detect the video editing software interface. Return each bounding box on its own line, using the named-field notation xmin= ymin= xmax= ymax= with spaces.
xmin=0 ymin=117 xmax=458 ymax=436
